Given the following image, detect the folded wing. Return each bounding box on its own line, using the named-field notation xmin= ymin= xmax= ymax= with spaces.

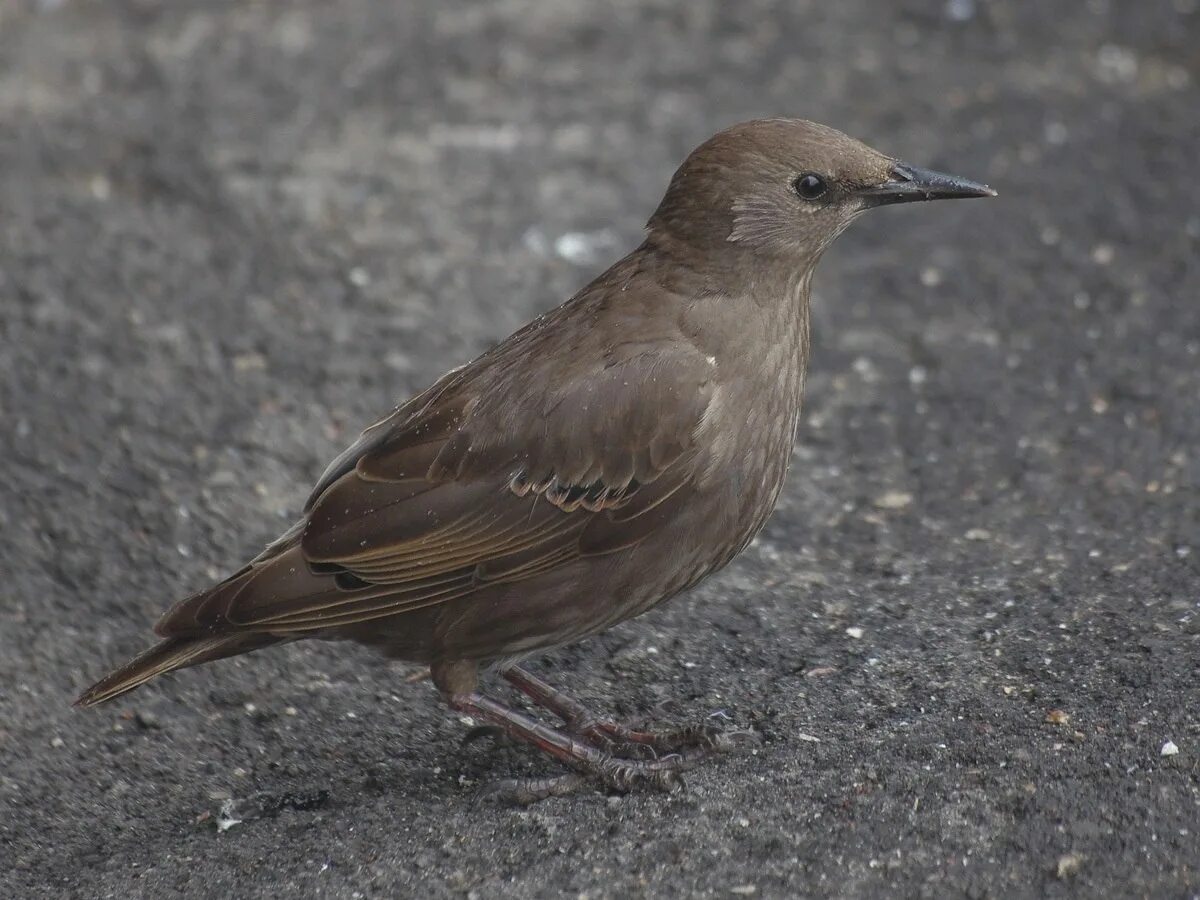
xmin=155 ymin=342 xmax=716 ymax=638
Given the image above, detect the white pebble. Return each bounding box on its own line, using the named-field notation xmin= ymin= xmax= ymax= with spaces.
xmin=873 ymin=491 xmax=913 ymax=510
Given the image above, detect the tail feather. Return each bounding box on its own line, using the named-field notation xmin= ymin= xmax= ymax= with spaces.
xmin=74 ymin=633 xmax=280 ymax=708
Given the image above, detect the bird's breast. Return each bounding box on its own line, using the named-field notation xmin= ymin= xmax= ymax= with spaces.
xmin=694 ymin=328 xmax=809 ymax=564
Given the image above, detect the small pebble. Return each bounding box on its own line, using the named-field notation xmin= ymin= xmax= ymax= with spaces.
xmin=873 ymin=491 xmax=913 ymax=510
xmin=1056 ymin=853 xmax=1085 ymax=879
xmin=90 ymin=174 xmax=111 ymax=200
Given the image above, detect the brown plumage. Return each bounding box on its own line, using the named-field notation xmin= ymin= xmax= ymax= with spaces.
xmin=77 ymin=119 xmax=993 ymax=799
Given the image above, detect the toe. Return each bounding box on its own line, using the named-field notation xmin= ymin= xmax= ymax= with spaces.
xmin=472 ymin=773 xmax=586 ymax=805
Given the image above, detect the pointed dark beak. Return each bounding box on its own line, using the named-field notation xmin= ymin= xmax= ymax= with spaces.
xmin=860 ymin=163 xmax=997 ymax=207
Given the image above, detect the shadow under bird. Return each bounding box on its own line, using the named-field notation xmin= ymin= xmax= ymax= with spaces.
xmin=77 ymin=118 xmax=994 ymax=801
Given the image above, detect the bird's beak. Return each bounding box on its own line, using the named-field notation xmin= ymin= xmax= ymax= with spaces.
xmin=860 ymin=163 xmax=997 ymax=206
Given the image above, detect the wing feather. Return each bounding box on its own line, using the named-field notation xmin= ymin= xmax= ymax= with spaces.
xmin=157 ymin=319 xmax=719 ymax=638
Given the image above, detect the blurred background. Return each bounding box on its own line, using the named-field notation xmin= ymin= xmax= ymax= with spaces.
xmin=1 ymin=1 xmax=1197 ymax=897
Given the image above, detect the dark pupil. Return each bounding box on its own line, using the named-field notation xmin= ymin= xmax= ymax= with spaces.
xmin=795 ymin=174 xmax=826 ymax=199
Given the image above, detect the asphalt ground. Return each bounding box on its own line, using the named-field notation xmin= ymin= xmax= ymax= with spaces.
xmin=1 ymin=1 xmax=1197 ymax=897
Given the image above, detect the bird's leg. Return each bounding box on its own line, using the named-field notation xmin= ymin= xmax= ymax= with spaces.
xmin=445 ymin=691 xmax=693 ymax=802
xmin=501 ymin=665 xmax=749 ymax=755
xmin=499 ymin=666 xmax=619 ymax=746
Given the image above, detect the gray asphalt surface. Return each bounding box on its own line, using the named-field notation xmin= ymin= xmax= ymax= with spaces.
xmin=2 ymin=1 xmax=1198 ymax=897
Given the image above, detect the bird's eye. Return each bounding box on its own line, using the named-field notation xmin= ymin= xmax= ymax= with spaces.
xmin=793 ymin=173 xmax=828 ymax=200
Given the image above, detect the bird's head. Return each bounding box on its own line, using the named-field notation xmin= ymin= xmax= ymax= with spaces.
xmin=648 ymin=118 xmax=995 ymax=265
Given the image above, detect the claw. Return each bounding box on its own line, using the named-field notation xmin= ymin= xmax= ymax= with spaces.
xmin=710 ymin=728 xmax=760 ymax=752
xmin=590 ymin=750 xmax=694 ymax=794
xmin=606 ymin=722 xmax=758 ymax=756
xmin=472 ymin=773 xmax=586 ymax=805
xmin=659 ymin=769 xmax=686 ymax=793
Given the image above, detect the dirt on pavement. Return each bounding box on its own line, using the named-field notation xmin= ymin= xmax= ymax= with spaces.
xmin=1 ymin=1 xmax=1197 ymax=897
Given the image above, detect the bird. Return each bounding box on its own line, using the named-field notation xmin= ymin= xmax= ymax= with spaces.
xmin=76 ymin=118 xmax=995 ymax=801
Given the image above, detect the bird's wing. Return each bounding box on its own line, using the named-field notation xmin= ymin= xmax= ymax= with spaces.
xmin=155 ymin=342 xmax=716 ymax=636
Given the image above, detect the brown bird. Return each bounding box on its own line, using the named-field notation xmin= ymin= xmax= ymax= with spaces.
xmin=77 ymin=119 xmax=994 ymax=800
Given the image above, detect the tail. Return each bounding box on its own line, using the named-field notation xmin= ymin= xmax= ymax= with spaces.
xmin=74 ymin=633 xmax=281 ymax=708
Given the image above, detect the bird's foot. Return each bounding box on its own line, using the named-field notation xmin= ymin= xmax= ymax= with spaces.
xmin=473 ymin=750 xmax=693 ymax=804
xmin=594 ymin=719 xmax=757 ymax=757
xmin=473 ymin=773 xmax=586 ymax=805
xmin=500 ymin=664 xmax=754 ymax=757
xmin=448 ymin=667 xmax=758 ymax=803
xmin=587 ymin=750 xmax=692 ymax=792
xmin=450 ymin=691 xmax=703 ymax=804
